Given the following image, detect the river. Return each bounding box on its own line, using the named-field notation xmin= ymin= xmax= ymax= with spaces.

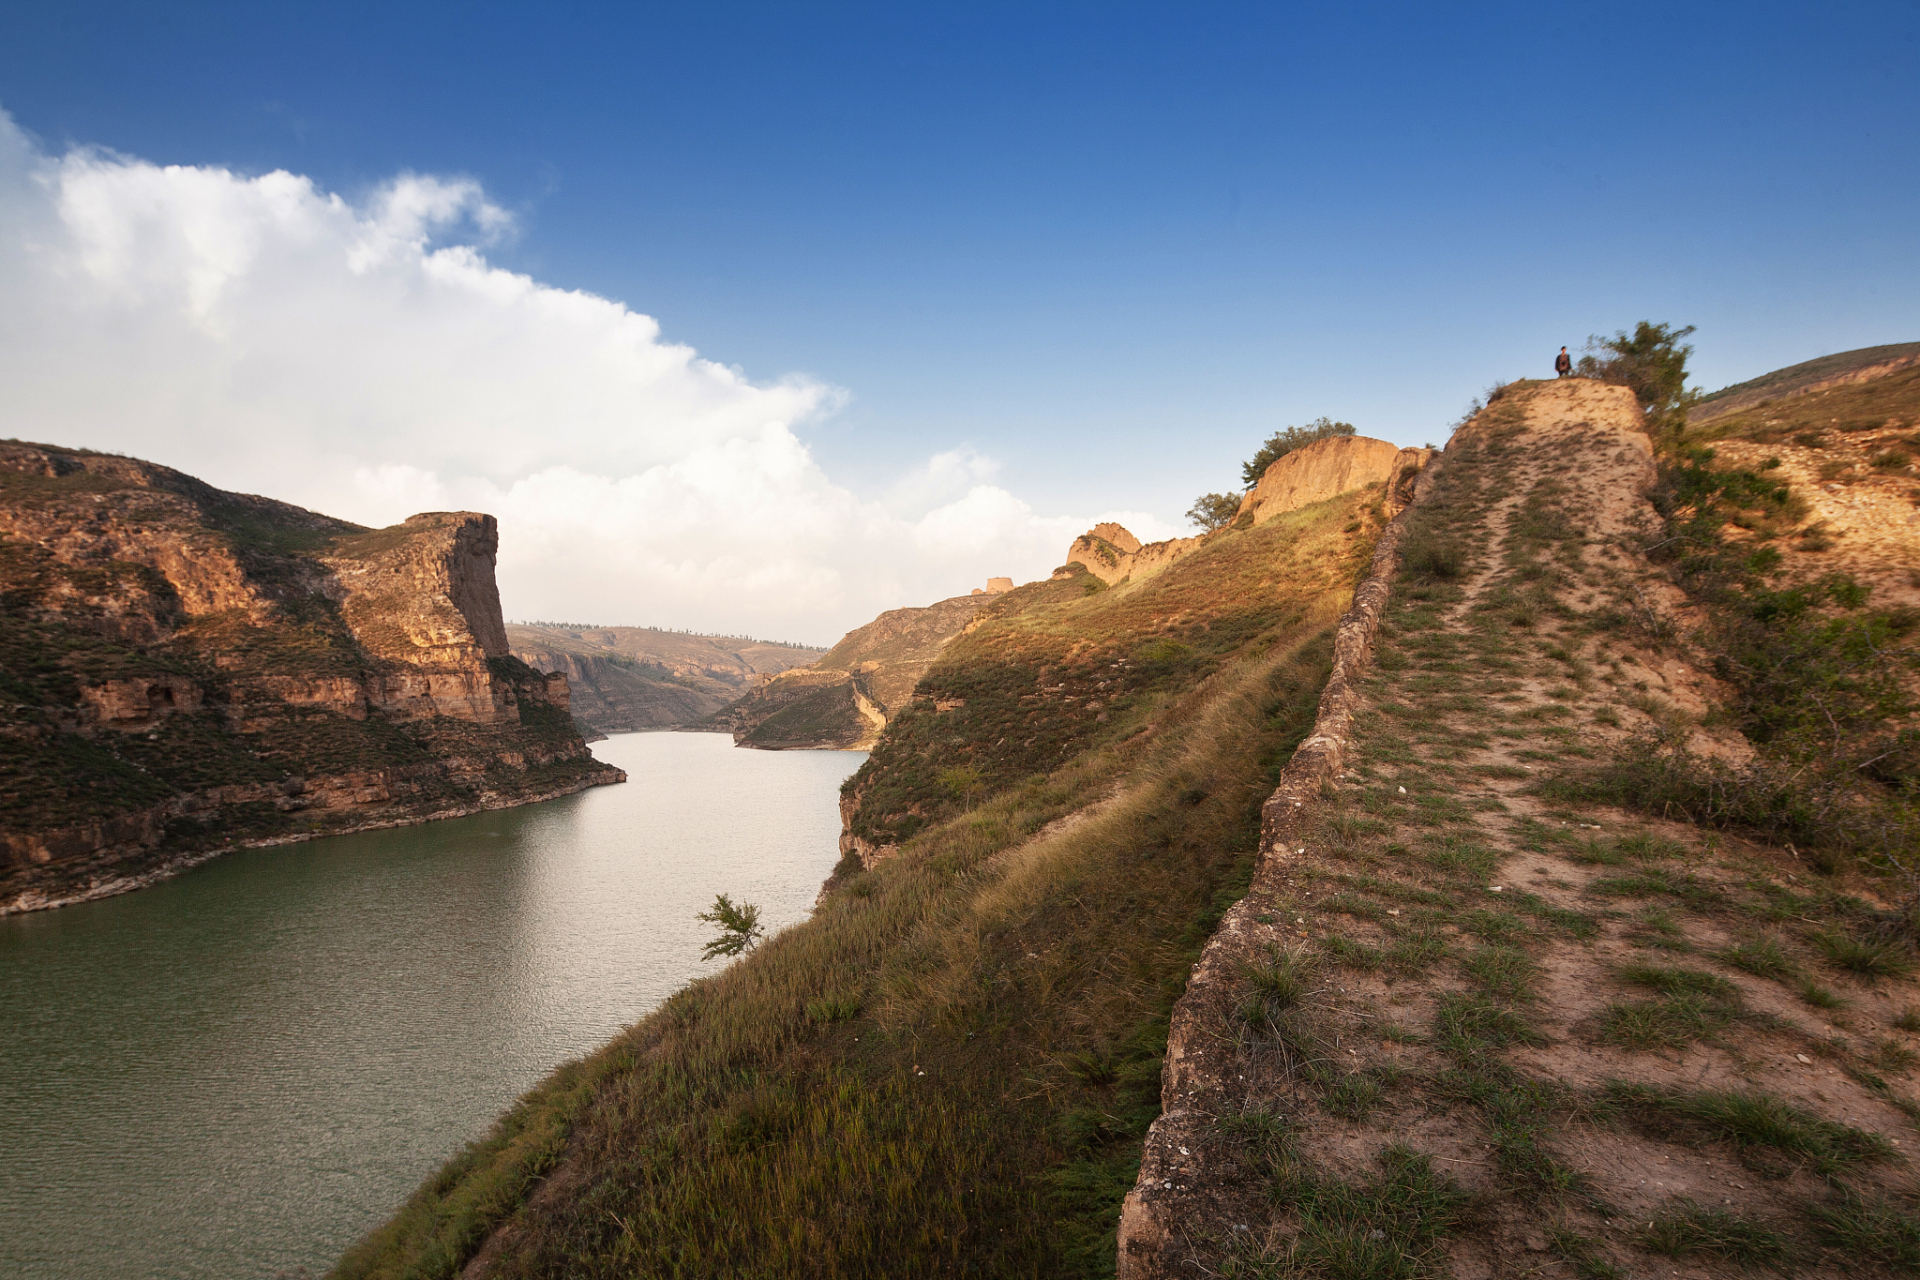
xmin=0 ymin=732 xmax=863 ymax=1280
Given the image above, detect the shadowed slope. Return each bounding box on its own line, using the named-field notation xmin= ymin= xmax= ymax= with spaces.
xmin=331 ymin=478 xmax=1403 ymax=1279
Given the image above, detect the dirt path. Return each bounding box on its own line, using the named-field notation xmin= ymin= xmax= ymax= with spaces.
xmin=1122 ymin=380 xmax=1920 ymax=1279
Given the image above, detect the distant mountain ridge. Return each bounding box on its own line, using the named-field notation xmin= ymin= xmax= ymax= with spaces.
xmin=505 ymin=624 xmax=824 ymax=735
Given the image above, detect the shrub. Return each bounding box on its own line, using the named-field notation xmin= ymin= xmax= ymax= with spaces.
xmin=1576 ymin=321 xmax=1697 ymax=437
xmin=695 ymin=894 xmax=765 ymax=960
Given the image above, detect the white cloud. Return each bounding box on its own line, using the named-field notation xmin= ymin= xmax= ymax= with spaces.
xmin=0 ymin=110 xmax=1175 ymax=642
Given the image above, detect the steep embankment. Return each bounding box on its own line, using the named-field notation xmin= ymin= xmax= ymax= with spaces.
xmin=1121 ymin=379 xmax=1920 ymax=1278
xmin=1687 ymin=359 xmax=1920 ymax=610
xmin=333 ymin=440 xmax=1422 ymax=1279
xmin=0 ymin=441 xmax=620 ymax=913
xmin=713 ymin=585 xmax=1006 ymax=750
xmin=505 ymin=624 xmax=823 ymax=734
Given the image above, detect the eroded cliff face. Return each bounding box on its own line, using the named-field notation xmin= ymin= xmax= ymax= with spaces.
xmin=1057 ymin=437 xmax=1432 ymax=595
xmin=0 ymin=440 xmax=621 ymax=914
xmin=1235 ymin=433 xmax=1422 ymax=527
xmin=715 ymin=591 xmax=994 ymax=750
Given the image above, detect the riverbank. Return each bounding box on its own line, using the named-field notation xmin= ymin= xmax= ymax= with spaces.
xmin=1 ymin=765 xmax=626 ymax=916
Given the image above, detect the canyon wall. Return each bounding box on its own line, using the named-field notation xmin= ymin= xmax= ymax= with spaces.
xmin=0 ymin=440 xmax=621 ymax=913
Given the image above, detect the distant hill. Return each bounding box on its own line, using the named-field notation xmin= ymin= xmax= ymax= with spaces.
xmin=504 ymin=624 xmax=823 ymax=735
xmin=1693 ymin=340 xmax=1920 ymax=423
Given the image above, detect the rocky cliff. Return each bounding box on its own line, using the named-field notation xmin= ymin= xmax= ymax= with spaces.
xmin=1061 ymin=435 xmax=1429 ymax=589
xmin=0 ymin=440 xmax=621 ymax=913
xmin=713 ymin=584 xmax=1005 ymax=750
xmin=505 ymin=624 xmax=823 ymax=734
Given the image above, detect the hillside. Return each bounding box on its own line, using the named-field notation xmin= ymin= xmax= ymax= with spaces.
xmin=1685 ymin=359 xmax=1920 ymax=609
xmin=334 ymin=364 xmax=1920 ymax=1280
xmin=0 ymin=441 xmax=621 ymax=914
xmin=711 ymin=585 xmax=1004 ymax=750
xmin=1694 ymin=341 xmax=1920 ymax=425
xmin=505 ymin=624 xmax=823 ymax=735
xmin=1122 ymin=378 xmax=1920 ymax=1278
xmin=333 ymin=439 xmax=1417 ymax=1279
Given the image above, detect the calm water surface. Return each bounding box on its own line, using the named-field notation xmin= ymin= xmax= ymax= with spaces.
xmin=0 ymin=732 xmax=862 ymax=1279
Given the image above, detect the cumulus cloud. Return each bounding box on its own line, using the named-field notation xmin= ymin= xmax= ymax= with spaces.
xmin=0 ymin=110 xmax=1173 ymax=641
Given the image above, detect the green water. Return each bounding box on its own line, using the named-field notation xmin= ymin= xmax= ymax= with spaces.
xmin=0 ymin=732 xmax=863 ymax=1279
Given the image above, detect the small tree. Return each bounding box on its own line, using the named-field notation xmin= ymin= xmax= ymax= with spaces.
xmin=1241 ymin=418 xmax=1357 ymax=487
xmin=1576 ymin=321 xmax=1697 ymax=438
xmin=696 ymin=893 xmax=764 ymax=960
xmin=937 ymin=764 xmax=983 ymax=806
xmin=1186 ymin=492 xmax=1241 ymax=532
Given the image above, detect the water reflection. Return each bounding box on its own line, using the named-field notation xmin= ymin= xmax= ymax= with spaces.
xmin=0 ymin=732 xmax=861 ymax=1279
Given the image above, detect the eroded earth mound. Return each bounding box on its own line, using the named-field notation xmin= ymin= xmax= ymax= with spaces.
xmin=1121 ymin=378 xmax=1920 ymax=1279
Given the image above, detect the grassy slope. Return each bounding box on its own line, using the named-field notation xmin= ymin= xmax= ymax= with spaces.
xmin=1695 ymin=343 xmax=1920 ymax=419
xmin=331 ymin=489 xmax=1382 ymax=1280
xmin=1135 ymin=381 xmax=1920 ymax=1278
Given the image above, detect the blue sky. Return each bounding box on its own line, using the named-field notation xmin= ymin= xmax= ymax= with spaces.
xmin=1 ymin=2 xmax=1916 ymax=637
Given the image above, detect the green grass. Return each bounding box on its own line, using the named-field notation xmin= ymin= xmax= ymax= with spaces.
xmin=1232 ymin=1145 xmax=1469 ymax=1280
xmin=1597 ymin=995 xmax=1734 ymax=1051
xmin=1602 ymin=1082 xmax=1896 ymax=1179
xmin=1245 ymin=946 xmax=1320 ymax=1018
xmin=1432 ymin=994 xmax=1547 ymax=1056
xmin=335 ymin=563 xmax=1351 ymax=1278
xmin=1812 ymin=928 xmax=1915 ymax=979
xmin=1460 ymin=945 xmax=1538 ymax=1001
xmin=1642 ymin=1199 xmax=1791 ymax=1271
xmin=1718 ymin=937 xmax=1797 ymax=982
xmin=1807 ymin=1193 xmax=1920 ymax=1272
xmin=1547 ymin=1228 xmax=1625 ymax=1280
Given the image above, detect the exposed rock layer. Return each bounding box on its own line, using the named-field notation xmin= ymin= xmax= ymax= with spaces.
xmin=715 ymin=593 xmax=990 ymax=750
xmin=1062 ymin=435 xmax=1431 ymax=590
xmin=0 ymin=441 xmax=620 ymax=913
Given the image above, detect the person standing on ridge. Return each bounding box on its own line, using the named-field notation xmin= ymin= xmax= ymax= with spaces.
xmin=1554 ymin=346 xmax=1573 ymax=378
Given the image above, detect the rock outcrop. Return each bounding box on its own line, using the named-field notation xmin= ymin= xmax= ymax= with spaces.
xmin=714 ymin=592 xmax=994 ymax=750
xmin=1059 ymin=435 xmax=1430 ymax=590
xmin=1237 ymin=433 xmax=1431 ymax=527
xmin=0 ymin=440 xmax=622 ymax=914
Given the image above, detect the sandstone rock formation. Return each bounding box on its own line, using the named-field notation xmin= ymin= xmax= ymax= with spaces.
xmin=506 ymin=624 xmax=823 ymax=734
xmin=714 ymin=592 xmax=994 ymax=750
xmin=1237 ymin=433 xmax=1432 ymax=527
xmin=0 ymin=440 xmax=621 ymax=914
xmin=1059 ymin=435 xmax=1431 ymax=590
